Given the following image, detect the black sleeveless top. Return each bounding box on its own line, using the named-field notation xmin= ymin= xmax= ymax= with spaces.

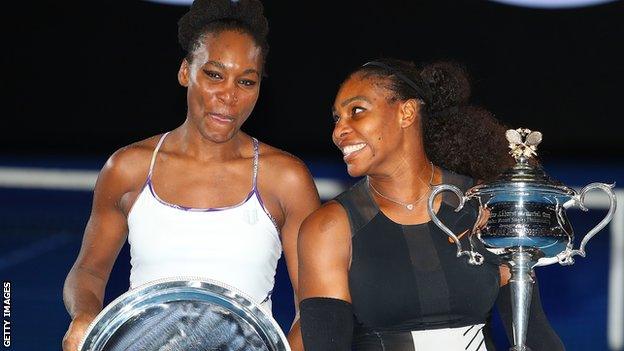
xmin=334 ymin=170 xmax=501 ymax=349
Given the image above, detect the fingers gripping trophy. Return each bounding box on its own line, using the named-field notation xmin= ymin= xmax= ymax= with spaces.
xmin=427 ymin=128 xmax=617 ymax=351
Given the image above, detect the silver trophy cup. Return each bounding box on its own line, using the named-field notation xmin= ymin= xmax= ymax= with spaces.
xmin=427 ymin=128 xmax=617 ymax=351
xmin=79 ymin=277 xmax=291 ymax=351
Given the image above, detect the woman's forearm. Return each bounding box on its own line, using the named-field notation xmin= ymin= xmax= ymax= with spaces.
xmin=63 ymin=267 xmax=107 ymax=320
xmin=287 ymin=318 xmax=304 ymax=351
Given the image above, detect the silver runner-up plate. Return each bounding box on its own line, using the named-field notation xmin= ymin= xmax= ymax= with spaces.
xmin=79 ymin=277 xmax=291 ymax=351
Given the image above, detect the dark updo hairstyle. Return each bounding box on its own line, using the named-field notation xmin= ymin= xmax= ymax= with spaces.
xmin=353 ymin=58 xmax=513 ymax=181
xmin=178 ymin=0 xmax=269 ymax=70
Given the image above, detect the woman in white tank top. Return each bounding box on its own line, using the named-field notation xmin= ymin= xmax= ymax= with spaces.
xmin=62 ymin=2 xmax=320 ymax=351
xmin=127 ymin=133 xmax=282 ymax=310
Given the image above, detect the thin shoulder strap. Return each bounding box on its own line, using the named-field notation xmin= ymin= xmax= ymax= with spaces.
xmin=252 ymin=137 xmax=259 ymax=189
xmin=148 ymin=132 xmax=170 ymax=179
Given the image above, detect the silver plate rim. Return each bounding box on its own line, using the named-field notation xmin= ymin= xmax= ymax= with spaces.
xmin=78 ymin=276 xmax=291 ymax=351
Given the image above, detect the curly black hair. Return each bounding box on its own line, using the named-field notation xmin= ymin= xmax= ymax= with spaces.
xmin=178 ymin=0 xmax=269 ymax=67
xmin=353 ymin=58 xmax=514 ymax=181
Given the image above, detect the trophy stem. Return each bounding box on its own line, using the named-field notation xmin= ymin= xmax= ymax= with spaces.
xmin=508 ymin=250 xmax=536 ymax=351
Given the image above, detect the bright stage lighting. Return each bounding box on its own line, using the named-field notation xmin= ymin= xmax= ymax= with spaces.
xmin=144 ymin=0 xmax=616 ymax=8
xmin=490 ymin=0 xmax=616 ymax=8
xmin=144 ymin=0 xmax=193 ymax=5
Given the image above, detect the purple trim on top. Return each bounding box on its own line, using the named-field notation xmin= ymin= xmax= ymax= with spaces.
xmin=250 ymin=137 xmax=280 ymax=232
xmin=251 ymin=137 xmax=259 ymax=191
xmin=144 ymin=135 xmax=279 ymax=230
xmin=147 ymin=176 xmax=256 ymax=212
xmin=253 ymin=188 xmax=280 ymax=232
xmin=126 ymin=178 xmax=151 ymax=218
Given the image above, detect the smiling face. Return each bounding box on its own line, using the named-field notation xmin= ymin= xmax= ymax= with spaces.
xmin=178 ymin=30 xmax=262 ymax=143
xmin=332 ymin=72 xmax=419 ymax=177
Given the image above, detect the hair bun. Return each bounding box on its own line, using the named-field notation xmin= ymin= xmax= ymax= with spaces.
xmin=420 ymin=62 xmax=471 ymax=111
xmin=178 ymin=0 xmax=268 ymax=54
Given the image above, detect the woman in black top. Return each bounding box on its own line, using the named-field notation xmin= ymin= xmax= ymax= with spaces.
xmin=297 ymin=59 xmax=564 ymax=350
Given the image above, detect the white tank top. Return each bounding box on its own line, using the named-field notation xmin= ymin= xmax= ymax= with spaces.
xmin=127 ymin=132 xmax=282 ymax=311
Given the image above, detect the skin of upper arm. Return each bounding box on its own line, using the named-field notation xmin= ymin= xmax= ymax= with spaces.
xmin=66 ymin=147 xmax=147 ymax=291
xmin=499 ymin=264 xmax=511 ymax=287
xmin=266 ymin=153 xmax=321 ymax=296
xmin=298 ymin=202 xmax=352 ymax=302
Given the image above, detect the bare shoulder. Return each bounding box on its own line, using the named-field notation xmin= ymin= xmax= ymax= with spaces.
xmin=299 ymin=201 xmax=351 ymax=247
xmin=257 ymin=143 xmax=313 ymax=182
xmin=98 ymin=135 xmax=162 ymax=192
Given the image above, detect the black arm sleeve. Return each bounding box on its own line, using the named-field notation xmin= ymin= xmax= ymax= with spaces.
xmin=299 ymin=297 xmax=354 ymax=351
xmin=497 ymin=280 xmax=565 ymax=351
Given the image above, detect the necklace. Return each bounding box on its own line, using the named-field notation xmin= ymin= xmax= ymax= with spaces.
xmin=368 ymin=162 xmax=435 ymax=211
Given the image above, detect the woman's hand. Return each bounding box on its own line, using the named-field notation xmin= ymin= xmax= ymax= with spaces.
xmin=62 ymin=313 xmax=96 ymax=351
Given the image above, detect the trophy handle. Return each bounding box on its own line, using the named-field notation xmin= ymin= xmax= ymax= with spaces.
xmin=560 ymin=182 xmax=617 ymax=265
xmin=428 ymin=184 xmax=484 ymax=265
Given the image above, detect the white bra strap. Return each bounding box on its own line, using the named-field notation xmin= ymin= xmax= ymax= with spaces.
xmin=148 ymin=132 xmax=170 ymax=178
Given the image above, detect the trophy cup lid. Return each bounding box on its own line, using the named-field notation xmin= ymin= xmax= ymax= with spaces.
xmin=466 ymin=128 xmax=576 ymax=197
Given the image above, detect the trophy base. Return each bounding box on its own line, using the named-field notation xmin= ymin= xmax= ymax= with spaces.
xmin=506 ymin=251 xmax=537 ymax=351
